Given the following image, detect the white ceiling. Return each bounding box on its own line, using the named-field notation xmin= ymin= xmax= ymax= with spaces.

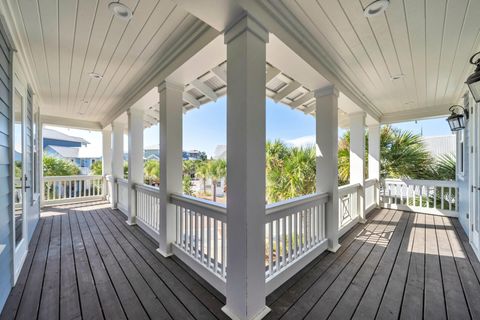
xmin=277 ymin=0 xmax=480 ymax=117
xmin=3 ymin=0 xmax=205 ymax=122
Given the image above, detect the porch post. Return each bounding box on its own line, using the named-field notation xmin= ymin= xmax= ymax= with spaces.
xmin=368 ymin=123 xmax=381 ymax=206
xmin=39 ymin=122 xmax=44 ymax=207
xmin=349 ymin=112 xmax=366 ymax=222
xmin=111 ymin=121 xmax=124 ymax=209
xmin=102 ymin=128 xmax=112 ymax=201
xmin=315 ymin=85 xmax=341 ymax=252
xmin=127 ymin=108 xmax=144 ymax=225
xmin=223 ymin=14 xmax=270 ymax=320
xmin=157 ymin=81 xmax=183 ymax=257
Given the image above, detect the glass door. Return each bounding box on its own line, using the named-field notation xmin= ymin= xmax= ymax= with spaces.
xmin=12 ymin=80 xmax=28 ymax=280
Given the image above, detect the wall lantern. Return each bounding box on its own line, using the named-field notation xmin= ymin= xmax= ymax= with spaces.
xmin=466 ymin=51 xmax=480 ymax=102
xmin=446 ymin=105 xmax=469 ymax=132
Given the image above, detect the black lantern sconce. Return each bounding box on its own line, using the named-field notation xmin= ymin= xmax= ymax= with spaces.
xmin=466 ymin=51 xmax=480 ymax=103
xmin=446 ymin=105 xmax=469 ymax=132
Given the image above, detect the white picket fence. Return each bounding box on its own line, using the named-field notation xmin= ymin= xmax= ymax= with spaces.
xmin=42 ymin=175 xmax=104 ymax=206
xmin=381 ymin=179 xmax=459 ymax=217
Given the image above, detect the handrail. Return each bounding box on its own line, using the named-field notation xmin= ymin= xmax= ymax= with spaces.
xmin=134 ymin=183 xmax=159 ymax=197
xmin=170 ymin=193 xmax=227 ymax=222
xmin=364 ymin=178 xmax=377 ymax=187
xmin=265 ymin=193 xmax=328 ymax=222
xmin=43 ymin=175 xmax=103 ymax=181
xmin=116 ymin=178 xmax=128 ymax=186
xmin=383 ymin=178 xmax=458 ymax=188
xmin=338 ymin=183 xmax=361 ymax=195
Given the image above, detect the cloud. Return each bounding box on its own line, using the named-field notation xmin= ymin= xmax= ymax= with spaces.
xmin=284 ymin=135 xmax=316 ymax=148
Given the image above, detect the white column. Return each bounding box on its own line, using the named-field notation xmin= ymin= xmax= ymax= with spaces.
xmin=127 ymin=108 xmax=144 ymax=225
xmin=222 ymin=14 xmax=270 ymax=320
xmin=39 ymin=123 xmax=44 ymax=206
xmin=157 ymin=81 xmax=183 ymax=257
xmin=368 ymin=124 xmax=381 ymax=206
xmin=111 ymin=121 xmax=124 ymax=209
xmin=102 ymin=128 xmax=112 ymax=176
xmin=102 ymin=128 xmax=112 ymax=201
xmin=315 ymin=86 xmax=341 ymax=252
xmin=350 ymin=112 xmax=366 ymax=222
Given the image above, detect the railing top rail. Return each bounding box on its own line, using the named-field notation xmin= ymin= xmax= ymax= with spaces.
xmin=338 ymin=183 xmax=361 ymax=195
xmin=43 ymin=175 xmax=103 ymax=181
xmin=383 ymin=178 xmax=458 ymax=188
xmin=135 ymin=183 xmax=160 ymax=197
xmin=364 ymin=178 xmax=378 ymax=186
xmin=116 ymin=178 xmax=128 ymax=185
xmin=170 ymin=193 xmax=227 ymax=220
xmin=266 ymin=193 xmax=328 ymax=216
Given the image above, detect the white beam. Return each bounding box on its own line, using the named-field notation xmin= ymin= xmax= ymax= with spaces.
xmin=40 ymin=115 xmax=102 ymax=130
xmin=380 ymin=104 xmax=451 ymax=124
xmin=272 ymin=81 xmax=302 ymax=102
xmin=315 ymin=85 xmax=340 ymax=252
xmin=183 ymin=91 xmax=201 ymax=108
xmin=290 ymin=91 xmax=315 ymax=108
xmin=158 ymin=81 xmax=184 ymax=257
xmin=211 ymin=65 xmax=227 ymax=84
xmin=223 ymin=14 xmax=270 ymax=320
xmin=190 ymin=79 xmax=218 ymax=101
xmin=349 ymin=112 xmax=366 ymax=222
xmin=127 ymin=108 xmax=144 ymax=225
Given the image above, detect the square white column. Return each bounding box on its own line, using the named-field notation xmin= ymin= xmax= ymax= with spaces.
xmin=222 ymin=14 xmax=270 ymax=320
xmin=315 ymin=86 xmax=341 ymax=252
xmin=127 ymin=108 xmax=144 ymax=225
xmin=368 ymin=124 xmax=381 ymax=205
xmin=102 ymin=128 xmax=112 ymax=176
xmin=157 ymin=81 xmax=183 ymax=257
xmin=111 ymin=121 xmax=125 ymax=209
xmin=349 ymin=112 xmax=366 ymax=222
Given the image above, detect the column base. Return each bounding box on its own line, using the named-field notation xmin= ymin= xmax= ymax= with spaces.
xmin=359 ymin=218 xmax=367 ymax=224
xmin=126 ymin=219 xmax=136 ymax=226
xmin=156 ymin=247 xmax=173 ymax=258
xmin=221 ymin=305 xmax=271 ymax=320
xmin=328 ymin=243 xmax=341 ymax=253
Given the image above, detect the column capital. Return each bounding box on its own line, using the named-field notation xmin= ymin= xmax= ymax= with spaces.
xmin=349 ymin=111 xmax=366 ymax=122
xmin=314 ymin=85 xmax=339 ymax=98
xmin=127 ymin=107 xmax=144 ymax=117
xmin=111 ymin=120 xmax=125 ymax=129
xmin=224 ymin=13 xmax=269 ymax=45
xmin=158 ymin=80 xmax=184 ymax=94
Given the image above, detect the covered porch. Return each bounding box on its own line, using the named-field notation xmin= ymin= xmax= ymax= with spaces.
xmin=2 ymin=201 xmax=480 ymax=320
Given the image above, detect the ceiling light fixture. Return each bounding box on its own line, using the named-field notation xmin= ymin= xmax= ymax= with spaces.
xmin=89 ymin=72 xmax=103 ymax=79
xmin=465 ymin=51 xmax=480 ymax=102
xmin=364 ymin=0 xmax=389 ymax=17
xmin=446 ymin=105 xmax=469 ymax=132
xmin=108 ymin=2 xmax=133 ymax=20
xmin=390 ymin=74 xmax=405 ymax=80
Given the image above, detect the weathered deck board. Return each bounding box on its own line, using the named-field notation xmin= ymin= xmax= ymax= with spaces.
xmin=1 ymin=202 xmax=480 ymax=320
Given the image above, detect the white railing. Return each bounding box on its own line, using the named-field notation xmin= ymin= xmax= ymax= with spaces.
xmin=42 ymin=175 xmax=104 ymax=206
xmin=265 ymin=193 xmax=328 ymax=294
xmin=135 ymin=184 xmax=160 ymax=237
xmin=381 ymin=179 xmax=459 ymax=217
xmin=365 ymin=178 xmax=378 ymax=213
xmin=116 ymin=178 xmax=129 ymax=214
xmin=338 ymin=183 xmax=361 ymax=236
xmin=170 ymin=193 xmax=227 ymax=294
xmin=105 ymin=175 xmax=115 ymax=203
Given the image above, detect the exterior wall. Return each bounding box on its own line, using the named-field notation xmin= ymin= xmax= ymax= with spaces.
xmin=0 ymin=22 xmax=13 ymax=312
xmin=26 ymin=88 xmax=37 ymax=241
xmin=457 ymin=94 xmax=471 ymax=234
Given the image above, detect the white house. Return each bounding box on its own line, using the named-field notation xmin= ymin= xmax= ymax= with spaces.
xmin=1 ymin=1 xmax=480 ymax=320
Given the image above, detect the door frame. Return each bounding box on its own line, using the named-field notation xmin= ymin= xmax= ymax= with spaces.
xmin=469 ymin=95 xmax=480 ymax=259
xmin=11 ymin=56 xmax=29 ymax=283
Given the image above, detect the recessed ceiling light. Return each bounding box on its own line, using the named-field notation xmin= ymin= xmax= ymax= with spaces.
xmin=390 ymin=74 xmax=405 ymax=80
xmin=108 ymin=2 xmax=133 ymax=20
xmin=88 ymin=72 xmax=103 ymax=79
xmin=364 ymin=0 xmax=389 ymax=17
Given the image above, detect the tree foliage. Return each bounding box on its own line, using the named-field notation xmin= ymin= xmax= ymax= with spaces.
xmin=144 ymin=159 xmax=160 ymax=184
xmin=90 ymin=160 xmax=102 ymax=175
xmin=43 ymin=156 xmax=81 ymax=176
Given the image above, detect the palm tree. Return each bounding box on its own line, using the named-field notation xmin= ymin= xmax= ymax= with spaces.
xmin=208 ymin=159 xmax=226 ymax=202
xmin=144 ymin=159 xmax=160 ymax=185
xmin=196 ymin=162 xmax=209 ymax=194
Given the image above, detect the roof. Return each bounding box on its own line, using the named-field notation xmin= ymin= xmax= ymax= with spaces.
xmin=421 ymin=135 xmax=456 ymax=158
xmin=46 ymin=146 xmax=79 ymax=158
xmin=214 ymin=145 xmax=226 ymax=160
xmin=43 ymin=128 xmax=89 ymax=145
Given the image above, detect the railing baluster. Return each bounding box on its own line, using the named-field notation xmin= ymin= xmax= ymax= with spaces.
xmin=214 ymin=219 xmax=218 ymax=274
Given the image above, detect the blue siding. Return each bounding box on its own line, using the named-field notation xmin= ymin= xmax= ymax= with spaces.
xmin=0 ymin=23 xmax=12 ymax=312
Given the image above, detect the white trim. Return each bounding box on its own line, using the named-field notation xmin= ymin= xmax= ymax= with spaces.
xmin=380 ymin=104 xmax=451 ymax=124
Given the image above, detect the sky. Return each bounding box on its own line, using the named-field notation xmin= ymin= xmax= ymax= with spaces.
xmin=46 ymin=97 xmax=453 ymax=158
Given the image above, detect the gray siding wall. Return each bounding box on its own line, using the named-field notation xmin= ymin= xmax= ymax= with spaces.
xmin=0 ymin=23 xmax=12 ymax=312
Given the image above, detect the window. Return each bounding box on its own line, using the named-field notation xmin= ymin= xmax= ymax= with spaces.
xmin=458 ymin=130 xmax=465 ymax=177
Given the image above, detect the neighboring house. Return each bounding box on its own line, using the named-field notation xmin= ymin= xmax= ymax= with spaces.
xmin=43 ymin=128 xmax=100 ymax=175
xmin=144 ymin=144 xmax=205 ymax=161
xmin=213 ymin=144 xmax=226 ymax=160
xmin=422 ymin=135 xmax=456 ymax=158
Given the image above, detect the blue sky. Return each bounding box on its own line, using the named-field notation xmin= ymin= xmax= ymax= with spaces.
xmin=48 ymin=97 xmax=453 ymax=157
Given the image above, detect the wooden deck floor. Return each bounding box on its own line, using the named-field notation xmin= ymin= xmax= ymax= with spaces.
xmin=1 ymin=202 xmax=480 ymax=320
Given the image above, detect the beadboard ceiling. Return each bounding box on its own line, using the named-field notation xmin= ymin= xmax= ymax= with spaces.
xmin=4 ymin=0 xmax=206 ymax=122
xmin=277 ymin=0 xmax=480 ymax=117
